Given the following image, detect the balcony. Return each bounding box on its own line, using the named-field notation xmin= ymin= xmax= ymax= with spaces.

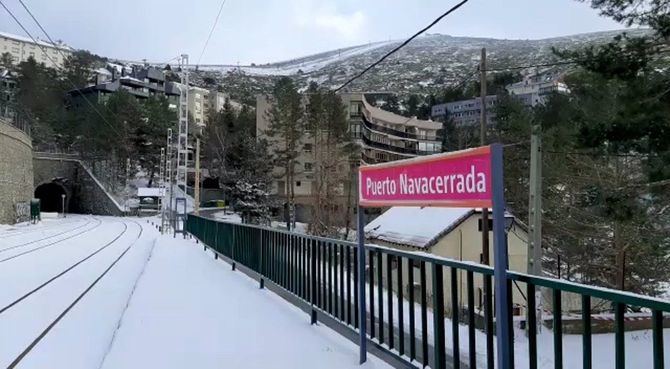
xmin=361 ymin=114 xmax=441 ymax=142
xmin=361 ymin=131 xmax=439 ymax=156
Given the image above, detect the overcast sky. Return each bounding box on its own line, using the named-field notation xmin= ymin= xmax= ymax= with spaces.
xmin=1 ymin=0 xmax=626 ymax=65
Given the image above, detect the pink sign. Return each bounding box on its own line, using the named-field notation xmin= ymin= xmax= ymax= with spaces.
xmin=359 ymin=146 xmax=492 ymax=208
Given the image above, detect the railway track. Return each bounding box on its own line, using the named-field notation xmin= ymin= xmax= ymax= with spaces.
xmin=0 ymin=222 xmax=130 ymax=315
xmin=0 ymin=218 xmax=104 ymax=263
xmin=0 ymin=217 xmax=99 ymax=254
xmin=0 ymin=218 xmax=84 ymax=239
xmin=3 ymin=219 xmax=145 ymax=368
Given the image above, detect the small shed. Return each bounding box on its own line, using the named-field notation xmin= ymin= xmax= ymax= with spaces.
xmin=137 ymin=187 xmax=165 ymax=214
xmin=365 ymin=206 xmax=529 ymax=316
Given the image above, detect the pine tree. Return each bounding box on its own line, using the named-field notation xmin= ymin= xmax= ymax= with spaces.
xmin=265 ymin=77 xmax=304 ymax=229
xmin=61 ymin=50 xmax=100 ymax=90
xmin=493 ymin=39 xmax=670 ymax=295
xmin=202 ymin=99 xmax=273 ymax=224
xmin=582 ymin=0 xmax=670 ymax=38
xmin=0 ymin=52 xmax=13 ymax=70
xmin=15 ymin=57 xmax=62 ymax=147
xmin=304 ymin=85 xmax=352 ymax=237
xmin=138 ymin=96 xmax=177 ymax=186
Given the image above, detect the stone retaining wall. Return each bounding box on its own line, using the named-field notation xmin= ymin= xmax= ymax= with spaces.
xmin=0 ymin=119 xmax=33 ymax=224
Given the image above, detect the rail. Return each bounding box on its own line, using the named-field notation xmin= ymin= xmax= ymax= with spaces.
xmin=186 ymin=214 xmax=670 ymax=369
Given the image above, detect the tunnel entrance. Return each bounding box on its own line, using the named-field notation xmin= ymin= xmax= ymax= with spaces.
xmin=34 ymin=182 xmax=68 ymax=213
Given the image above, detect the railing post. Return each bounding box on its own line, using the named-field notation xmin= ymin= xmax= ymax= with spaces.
xmin=259 ymin=229 xmax=264 ymax=289
xmin=311 ymin=239 xmax=317 ymax=325
xmin=356 ymin=206 xmax=368 ymax=364
xmin=231 ymin=226 xmax=236 ymax=271
xmin=432 ymin=264 xmax=446 ymax=369
xmin=492 ymin=143 xmax=512 ymax=369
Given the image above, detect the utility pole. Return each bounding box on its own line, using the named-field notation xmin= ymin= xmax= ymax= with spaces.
xmin=194 ymin=128 xmax=201 ymax=215
xmin=528 ymin=124 xmax=543 ymax=331
xmin=480 ymin=48 xmax=490 ymax=264
xmin=479 ymin=48 xmax=495 ymax=369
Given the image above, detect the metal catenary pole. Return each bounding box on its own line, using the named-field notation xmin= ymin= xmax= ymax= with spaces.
xmin=194 ymin=131 xmax=201 ymax=215
xmin=125 ymin=157 xmax=131 ymax=215
xmin=527 ymin=126 xmax=543 ymax=331
xmin=159 ymin=147 xmax=165 ymax=218
xmin=480 ymin=47 xmax=495 ymax=367
xmin=176 ymin=54 xmax=190 ymax=221
xmin=165 ymin=128 xmax=174 ymax=233
xmin=492 ymin=143 xmax=513 ymax=369
xmin=357 ymin=205 xmax=368 ymax=364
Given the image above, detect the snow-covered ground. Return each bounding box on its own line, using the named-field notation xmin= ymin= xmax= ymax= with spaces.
xmin=0 ymin=216 xmax=390 ymax=369
xmin=199 ymin=213 xmax=670 ymax=368
xmin=101 ymin=233 xmax=389 ymax=369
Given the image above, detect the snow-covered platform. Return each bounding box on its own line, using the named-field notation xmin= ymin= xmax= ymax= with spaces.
xmin=0 ymin=216 xmax=390 ymax=369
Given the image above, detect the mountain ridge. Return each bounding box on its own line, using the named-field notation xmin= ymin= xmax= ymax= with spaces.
xmin=186 ymin=28 xmax=650 ymax=102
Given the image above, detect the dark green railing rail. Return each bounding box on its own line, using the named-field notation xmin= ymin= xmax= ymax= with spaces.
xmin=187 ymin=214 xmax=670 ymax=369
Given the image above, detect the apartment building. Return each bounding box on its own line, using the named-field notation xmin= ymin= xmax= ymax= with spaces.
xmin=0 ymin=31 xmax=72 ymax=69
xmin=431 ymin=95 xmax=498 ymax=126
xmin=256 ymin=92 xmax=443 ymax=221
xmin=67 ymin=65 xmax=181 ymax=108
xmin=431 ymin=73 xmax=568 ymax=125
xmin=506 ymin=73 xmax=569 ymax=106
xmin=188 ymin=86 xmax=209 ymax=127
xmin=205 ymin=89 xmax=228 ymax=117
xmin=0 ymin=68 xmax=16 ymax=118
xmin=341 ymin=93 xmax=443 ymax=164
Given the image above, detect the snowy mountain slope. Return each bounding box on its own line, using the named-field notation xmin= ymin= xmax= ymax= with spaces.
xmin=185 ymin=29 xmax=650 ymax=100
xmin=195 ymin=40 xmax=395 ymax=76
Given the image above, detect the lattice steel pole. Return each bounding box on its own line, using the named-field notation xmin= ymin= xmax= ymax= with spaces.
xmin=159 ymin=147 xmax=165 ymax=216
xmin=163 ymin=128 xmax=174 ymax=233
xmin=176 ymin=54 xmax=189 ymax=205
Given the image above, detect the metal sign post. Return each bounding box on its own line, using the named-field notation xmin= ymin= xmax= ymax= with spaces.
xmin=356 ymin=206 xmax=367 ymax=364
xmin=356 ymin=144 xmax=511 ymax=369
xmin=491 ymin=143 xmax=512 ymax=369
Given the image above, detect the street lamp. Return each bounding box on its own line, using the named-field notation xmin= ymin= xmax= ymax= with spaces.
xmin=61 ymin=194 xmax=66 ymax=218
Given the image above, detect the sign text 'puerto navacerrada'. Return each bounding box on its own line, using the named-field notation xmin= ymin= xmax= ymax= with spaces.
xmin=358 ymin=146 xmax=493 ymax=208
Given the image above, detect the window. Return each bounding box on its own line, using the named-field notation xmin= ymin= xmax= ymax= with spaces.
xmin=296 ymin=181 xmax=302 ymax=187
xmin=303 ymin=143 xmax=313 ymax=153
xmin=304 ymin=163 xmax=313 ymax=172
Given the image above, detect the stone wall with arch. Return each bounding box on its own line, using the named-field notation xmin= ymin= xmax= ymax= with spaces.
xmin=0 ymin=118 xmax=34 ymax=224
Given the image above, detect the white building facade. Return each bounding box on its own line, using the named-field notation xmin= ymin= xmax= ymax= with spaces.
xmin=0 ymin=31 xmax=72 ymax=69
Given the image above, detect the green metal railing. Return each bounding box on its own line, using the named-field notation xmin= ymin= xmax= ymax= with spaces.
xmin=186 ymin=214 xmax=670 ymax=369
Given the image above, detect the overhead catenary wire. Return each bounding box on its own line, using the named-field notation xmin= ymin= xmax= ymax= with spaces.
xmin=197 ymin=0 xmax=227 ymax=66
xmin=2 ymin=0 xmax=122 ymax=139
xmin=483 ymin=46 xmax=670 ymax=73
xmin=334 ymin=0 xmax=470 ymax=92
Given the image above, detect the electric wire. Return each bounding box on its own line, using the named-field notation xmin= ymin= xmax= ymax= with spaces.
xmin=334 ymin=0 xmax=471 ymax=92
xmin=197 ymin=0 xmax=228 ymax=66
xmin=1 ymin=0 xmax=122 ymax=138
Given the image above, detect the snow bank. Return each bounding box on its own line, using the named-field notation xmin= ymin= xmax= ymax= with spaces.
xmin=100 ymin=235 xmax=391 ymax=369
